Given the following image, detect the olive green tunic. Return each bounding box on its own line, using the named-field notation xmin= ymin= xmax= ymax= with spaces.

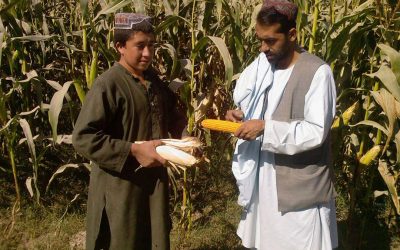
xmin=72 ymin=63 xmax=186 ymax=250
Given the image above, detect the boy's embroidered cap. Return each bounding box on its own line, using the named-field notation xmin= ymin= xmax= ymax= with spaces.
xmin=114 ymin=13 xmax=152 ymax=30
xmin=262 ymin=0 xmax=298 ymax=21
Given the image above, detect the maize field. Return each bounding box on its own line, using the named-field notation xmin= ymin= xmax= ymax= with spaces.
xmin=0 ymin=0 xmax=399 ymax=249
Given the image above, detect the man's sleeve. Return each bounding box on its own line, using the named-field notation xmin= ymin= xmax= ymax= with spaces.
xmin=72 ymin=80 xmax=132 ymax=173
xmin=261 ymin=64 xmax=336 ymax=155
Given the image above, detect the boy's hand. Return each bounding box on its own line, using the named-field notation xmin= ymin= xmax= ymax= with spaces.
xmin=130 ymin=140 xmax=166 ymax=168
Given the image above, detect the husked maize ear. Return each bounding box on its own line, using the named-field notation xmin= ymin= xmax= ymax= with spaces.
xmin=156 ymin=145 xmax=198 ymax=167
xmin=201 ymin=119 xmax=241 ymax=133
xmin=359 ymin=145 xmax=382 ymax=167
xmin=135 ymin=138 xmax=201 ymax=168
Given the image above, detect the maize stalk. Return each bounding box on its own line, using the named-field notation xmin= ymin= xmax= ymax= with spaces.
xmin=309 ymin=0 xmax=320 ymax=53
xmin=359 ymin=145 xmax=382 ymax=168
xmin=201 ymin=119 xmax=241 ymax=133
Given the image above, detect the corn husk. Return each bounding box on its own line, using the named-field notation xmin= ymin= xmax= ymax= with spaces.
xmin=359 ymin=145 xmax=382 ymax=168
xmin=331 ymin=101 xmax=359 ymax=129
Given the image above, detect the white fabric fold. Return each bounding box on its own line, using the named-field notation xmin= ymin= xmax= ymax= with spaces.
xmin=232 ymin=53 xmax=273 ymax=209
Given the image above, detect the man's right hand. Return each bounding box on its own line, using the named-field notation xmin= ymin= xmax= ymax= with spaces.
xmin=130 ymin=140 xmax=166 ymax=168
xmin=225 ymin=109 xmax=244 ymax=122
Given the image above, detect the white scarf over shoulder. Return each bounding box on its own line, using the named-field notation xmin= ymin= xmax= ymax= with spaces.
xmin=232 ymin=53 xmax=273 ymax=210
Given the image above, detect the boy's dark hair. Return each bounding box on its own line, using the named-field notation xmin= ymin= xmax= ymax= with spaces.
xmin=256 ymin=7 xmax=297 ymax=34
xmin=113 ymin=22 xmax=154 ymax=46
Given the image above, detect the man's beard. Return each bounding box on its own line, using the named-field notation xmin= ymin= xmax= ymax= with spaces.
xmin=266 ymin=49 xmax=288 ymax=66
xmin=265 ymin=41 xmax=291 ymax=67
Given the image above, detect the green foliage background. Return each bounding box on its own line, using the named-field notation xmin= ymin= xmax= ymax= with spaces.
xmin=0 ymin=0 xmax=399 ymax=249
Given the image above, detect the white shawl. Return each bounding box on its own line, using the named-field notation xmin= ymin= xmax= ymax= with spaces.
xmin=232 ymin=53 xmax=273 ymax=210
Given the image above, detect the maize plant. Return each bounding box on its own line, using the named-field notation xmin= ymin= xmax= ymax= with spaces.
xmin=0 ymin=0 xmax=400 ymax=248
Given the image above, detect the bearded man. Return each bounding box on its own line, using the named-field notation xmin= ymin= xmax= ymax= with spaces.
xmin=225 ymin=1 xmax=338 ymax=249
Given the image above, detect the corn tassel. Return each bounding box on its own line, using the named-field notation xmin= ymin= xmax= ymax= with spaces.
xmin=201 ymin=119 xmax=241 ymax=133
xmin=359 ymin=145 xmax=382 ymax=168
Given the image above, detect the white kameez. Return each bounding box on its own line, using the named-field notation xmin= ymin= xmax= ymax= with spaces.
xmin=237 ymin=64 xmax=339 ymax=250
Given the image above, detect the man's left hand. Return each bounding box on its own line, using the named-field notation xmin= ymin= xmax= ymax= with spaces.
xmin=234 ymin=119 xmax=265 ymax=140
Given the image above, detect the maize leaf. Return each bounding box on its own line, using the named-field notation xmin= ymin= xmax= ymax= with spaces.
xmin=378 ymin=160 xmax=400 ymax=215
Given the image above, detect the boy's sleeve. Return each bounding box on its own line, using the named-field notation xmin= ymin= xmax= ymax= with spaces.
xmin=72 ymin=80 xmax=132 ymax=173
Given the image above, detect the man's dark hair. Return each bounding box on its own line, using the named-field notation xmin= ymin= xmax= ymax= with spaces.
xmin=256 ymin=7 xmax=297 ymax=34
xmin=113 ymin=21 xmax=154 ymax=46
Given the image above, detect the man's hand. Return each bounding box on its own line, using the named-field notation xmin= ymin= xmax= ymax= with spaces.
xmin=235 ymin=120 xmax=265 ymax=140
xmin=225 ymin=109 xmax=244 ymax=122
xmin=130 ymin=140 xmax=166 ymax=168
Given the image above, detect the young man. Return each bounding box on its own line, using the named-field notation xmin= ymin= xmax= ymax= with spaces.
xmin=226 ymin=1 xmax=338 ymax=249
xmin=72 ymin=13 xmax=186 ymax=249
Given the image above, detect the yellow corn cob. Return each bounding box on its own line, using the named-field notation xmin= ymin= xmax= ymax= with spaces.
xmin=342 ymin=101 xmax=359 ymax=125
xmin=359 ymin=145 xmax=382 ymax=167
xmin=201 ymin=119 xmax=241 ymax=133
xmin=332 ymin=101 xmax=359 ymax=129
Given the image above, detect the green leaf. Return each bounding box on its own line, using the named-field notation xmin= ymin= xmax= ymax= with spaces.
xmin=0 ymin=0 xmax=23 ymax=15
xmin=192 ymin=36 xmax=233 ymax=87
xmin=378 ymin=160 xmax=400 ymax=215
xmin=192 ymin=36 xmax=208 ymax=55
xmin=0 ymin=106 xmax=40 ymax=133
xmin=245 ymin=3 xmax=262 ymax=38
xmin=324 ymin=6 xmax=374 ymax=42
xmin=46 ymin=164 xmax=80 ymax=193
xmin=378 ymin=44 xmax=400 ymax=83
xmin=163 ymin=0 xmax=174 ymax=16
xmin=208 ymin=36 xmax=233 ymax=87
xmin=73 ymin=79 xmax=86 ymax=104
xmin=216 ymin=0 xmax=223 ymax=22
xmin=156 ymin=15 xmax=191 ymax=33
xmin=366 ymin=65 xmax=400 ymax=103
xmin=133 ymin=0 xmax=146 ymax=13
xmin=0 ymin=32 xmax=4 ymax=67
xmin=394 ymin=131 xmax=400 ymax=164
xmin=19 ymin=119 xmax=36 ymax=164
xmin=351 ymin=120 xmax=389 ymax=136
xmin=326 ymin=24 xmax=352 ymax=63
xmin=11 ymin=34 xmax=58 ymax=42
xmin=49 ymin=81 xmax=73 ymax=141
xmin=161 ymin=43 xmax=179 ymax=80
xmin=80 ymin=0 xmax=88 ymax=18
xmin=92 ymin=0 xmax=132 ymax=23
xmin=25 ymin=177 xmax=34 ymax=197
xmin=46 ymin=80 xmax=71 ymax=100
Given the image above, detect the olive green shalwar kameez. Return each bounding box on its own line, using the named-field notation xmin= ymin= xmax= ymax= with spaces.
xmin=72 ymin=63 xmax=185 ymax=250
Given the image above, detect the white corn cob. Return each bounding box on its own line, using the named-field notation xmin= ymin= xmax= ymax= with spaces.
xmin=159 ymin=137 xmax=202 ymax=151
xmin=156 ymin=145 xmax=199 ymax=167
